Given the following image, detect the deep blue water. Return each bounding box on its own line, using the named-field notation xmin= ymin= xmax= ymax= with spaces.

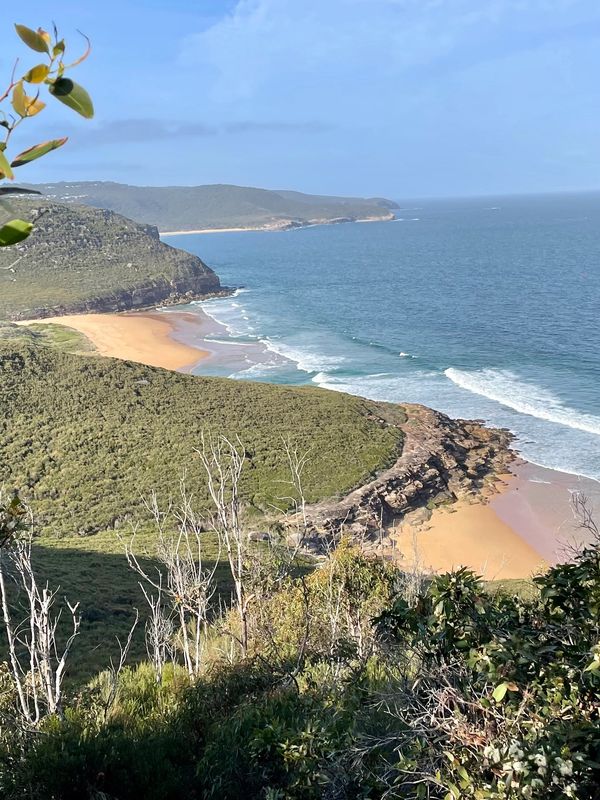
xmin=163 ymin=193 xmax=600 ymax=479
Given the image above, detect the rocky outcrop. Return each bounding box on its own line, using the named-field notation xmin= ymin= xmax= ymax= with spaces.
xmin=287 ymin=404 xmax=515 ymax=554
xmin=0 ymin=200 xmax=226 ymax=320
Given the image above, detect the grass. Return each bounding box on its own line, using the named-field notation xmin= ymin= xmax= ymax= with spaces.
xmin=0 ymin=336 xmax=404 ymax=684
xmin=0 ymin=199 xmax=219 ymax=320
xmin=0 ymin=321 xmax=95 ymax=353
xmin=31 ymin=529 xmax=229 ymax=684
xmin=0 ymin=340 xmax=405 ymax=536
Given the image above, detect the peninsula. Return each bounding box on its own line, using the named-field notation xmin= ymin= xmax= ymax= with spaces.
xmin=24 ymin=181 xmax=399 ymax=233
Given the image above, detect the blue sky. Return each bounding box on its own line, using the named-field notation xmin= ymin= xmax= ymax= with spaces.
xmin=2 ymin=0 xmax=600 ymax=198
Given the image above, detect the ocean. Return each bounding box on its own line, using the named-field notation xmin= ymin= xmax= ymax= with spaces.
xmin=163 ymin=192 xmax=600 ymax=481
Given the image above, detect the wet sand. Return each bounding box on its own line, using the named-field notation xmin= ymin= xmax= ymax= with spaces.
xmin=393 ymin=463 xmax=600 ymax=580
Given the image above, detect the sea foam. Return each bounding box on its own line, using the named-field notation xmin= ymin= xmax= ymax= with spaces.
xmin=262 ymin=339 xmax=346 ymax=373
xmin=444 ymin=368 xmax=600 ymax=437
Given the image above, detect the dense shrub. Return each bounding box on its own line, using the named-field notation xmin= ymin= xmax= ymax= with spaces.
xmin=0 ymin=539 xmax=599 ymax=799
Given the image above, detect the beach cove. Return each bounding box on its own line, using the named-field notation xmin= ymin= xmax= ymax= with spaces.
xmin=19 ymin=306 xmax=599 ymax=582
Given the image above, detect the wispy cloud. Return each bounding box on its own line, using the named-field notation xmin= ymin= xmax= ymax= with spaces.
xmin=47 ymin=117 xmax=331 ymax=148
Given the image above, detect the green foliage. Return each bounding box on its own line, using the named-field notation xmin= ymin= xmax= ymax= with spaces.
xmin=375 ymin=542 xmax=600 ymax=799
xmin=0 ymin=198 xmax=220 ymax=319
xmin=259 ymin=539 xmax=398 ymax=666
xmin=0 ymin=341 xmax=404 ymax=537
xmin=0 ymin=218 xmax=32 ymax=246
xmin=0 ymin=23 xmax=93 ymax=247
xmin=0 ymin=320 xmax=94 ymax=352
xmin=21 ymin=181 xmax=398 ymax=232
xmin=1 ymin=539 xmax=599 ymax=798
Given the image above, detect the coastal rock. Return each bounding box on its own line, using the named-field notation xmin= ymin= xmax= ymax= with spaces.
xmin=285 ymin=404 xmax=515 ymax=554
xmin=0 ymin=200 xmax=225 ymax=321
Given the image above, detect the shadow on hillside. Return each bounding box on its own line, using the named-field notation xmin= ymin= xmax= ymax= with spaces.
xmin=28 ymin=544 xmax=232 ymax=685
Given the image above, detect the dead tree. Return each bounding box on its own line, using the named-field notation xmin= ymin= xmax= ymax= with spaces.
xmin=196 ymin=433 xmax=250 ymax=655
xmin=0 ymin=528 xmax=80 ymax=724
xmin=123 ymin=480 xmax=220 ymax=679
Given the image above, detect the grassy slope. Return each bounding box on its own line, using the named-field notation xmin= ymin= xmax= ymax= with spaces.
xmin=25 ymin=182 xmax=398 ymax=231
xmin=0 ymin=320 xmax=95 ymax=353
xmin=0 ymin=341 xmax=405 ymax=536
xmin=0 ymin=199 xmax=220 ymax=320
xmin=0 ymin=339 xmax=404 ymax=680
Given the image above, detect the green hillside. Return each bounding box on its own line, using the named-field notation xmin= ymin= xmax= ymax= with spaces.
xmin=0 ymin=199 xmax=221 ymax=320
xmin=24 ymin=181 xmax=398 ymax=232
xmin=0 ymin=340 xmax=405 ymax=537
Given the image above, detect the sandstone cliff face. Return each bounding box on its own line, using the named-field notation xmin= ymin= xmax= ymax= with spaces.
xmin=0 ymin=200 xmax=223 ymax=320
xmin=287 ymin=404 xmax=515 ymax=554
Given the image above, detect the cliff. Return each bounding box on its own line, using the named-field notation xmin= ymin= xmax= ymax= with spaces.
xmin=0 ymin=199 xmax=223 ymax=320
xmin=287 ymin=404 xmax=515 ymax=553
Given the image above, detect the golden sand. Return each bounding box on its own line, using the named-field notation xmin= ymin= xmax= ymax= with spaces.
xmin=20 ymin=312 xmax=208 ymax=371
xmin=393 ymin=497 xmax=546 ymax=580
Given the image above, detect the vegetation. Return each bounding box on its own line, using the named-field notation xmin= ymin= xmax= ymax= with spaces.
xmin=0 ymin=198 xmax=220 ymax=319
xmin=0 ymin=320 xmax=94 ymax=352
xmin=1 ymin=17 xmax=596 ymax=800
xmin=0 ymin=23 xmax=93 ymax=247
xmin=0 ymin=523 xmax=598 ymax=798
xmin=23 ymin=181 xmax=399 ymax=232
xmin=0 ymin=340 xmax=405 ymax=536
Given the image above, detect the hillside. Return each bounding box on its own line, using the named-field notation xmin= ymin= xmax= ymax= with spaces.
xmin=24 ymin=181 xmax=398 ymax=232
xmin=0 ymin=199 xmax=223 ymax=320
xmin=0 ymin=340 xmax=406 ymax=536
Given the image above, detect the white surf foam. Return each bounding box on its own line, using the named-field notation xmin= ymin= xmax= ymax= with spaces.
xmin=262 ymin=339 xmax=346 ymax=373
xmin=444 ymin=368 xmax=600 ymax=437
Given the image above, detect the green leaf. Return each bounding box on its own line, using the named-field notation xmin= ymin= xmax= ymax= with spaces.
xmin=14 ymin=24 xmax=49 ymax=54
xmin=0 ymin=218 xmax=33 ymax=247
xmin=23 ymin=64 xmax=50 ymax=84
xmin=0 ymin=150 xmax=14 ymax=180
xmin=49 ymin=78 xmax=94 ymax=119
xmin=492 ymin=682 xmax=508 ymax=703
xmin=0 ymin=186 xmax=41 ymax=196
xmin=11 ymin=138 xmax=68 ymax=168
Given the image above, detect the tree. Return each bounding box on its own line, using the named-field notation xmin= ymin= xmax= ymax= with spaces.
xmin=0 ymin=23 xmax=94 ymax=247
xmin=0 ymin=504 xmax=80 ymax=725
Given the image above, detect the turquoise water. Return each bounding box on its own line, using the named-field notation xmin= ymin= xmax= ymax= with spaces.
xmin=163 ymin=193 xmax=600 ymax=480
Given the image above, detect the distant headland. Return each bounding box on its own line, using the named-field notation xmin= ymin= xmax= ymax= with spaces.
xmin=23 ymin=181 xmax=398 ymax=234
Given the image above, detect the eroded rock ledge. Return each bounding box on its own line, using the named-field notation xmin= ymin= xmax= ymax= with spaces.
xmin=288 ymin=404 xmax=515 ymax=554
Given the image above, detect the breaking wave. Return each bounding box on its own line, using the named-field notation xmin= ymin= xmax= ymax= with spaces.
xmin=444 ymin=368 xmax=600 ymax=437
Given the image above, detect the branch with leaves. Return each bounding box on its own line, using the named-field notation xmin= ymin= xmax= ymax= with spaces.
xmin=0 ymin=23 xmax=94 ymax=247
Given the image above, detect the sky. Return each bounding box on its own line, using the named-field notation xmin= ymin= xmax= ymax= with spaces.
xmin=2 ymin=0 xmax=600 ymax=198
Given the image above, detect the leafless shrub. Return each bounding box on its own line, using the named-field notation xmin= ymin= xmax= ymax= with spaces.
xmin=0 ymin=523 xmax=80 ymax=725
xmin=122 ymin=478 xmax=220 ymax=679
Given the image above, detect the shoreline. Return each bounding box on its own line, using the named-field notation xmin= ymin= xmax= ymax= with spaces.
xmin=17 ymin=312 xmax=210 ymax=372
xmin=160 ymin=215 xmax=394 ymax=237
xmin=393 ymin=460 xmax=599 ymax=580
xmin=18 ymin=308 xmax=599 ymax=580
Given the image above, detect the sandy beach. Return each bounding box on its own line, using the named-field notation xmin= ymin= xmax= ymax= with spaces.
xmin=161 ymin=227 xmax=263 ymax=236
xmin=393 ymin=462 xmax=600 ymax=580
xmin=20 ymin=308 xmax=599 ymax=581
xmin=393 ymin=497 xmax=546 ymax=581
xmin=20 ymin=312 xmax=210 ymax=371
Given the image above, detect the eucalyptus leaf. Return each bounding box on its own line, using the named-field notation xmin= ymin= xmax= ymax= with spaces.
xmin=14 ymin=24 xmax=49 ymax=54
xmin=0 ymin=187 xmax=41 ymax=196
xmin=49 ymin=79 xmax=94 ymax=119
xmin=0 ymin=150 xmax=14 ymax=180
xmin=492 ymin=682 xmax=508 ymax=703
xmin=0 ymin=218 xmax=33 ymax=247
xmin=11 ymin=138 xmax=68 ymax=168
xmin=23 ymin=64 xmax=50 ymax=84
